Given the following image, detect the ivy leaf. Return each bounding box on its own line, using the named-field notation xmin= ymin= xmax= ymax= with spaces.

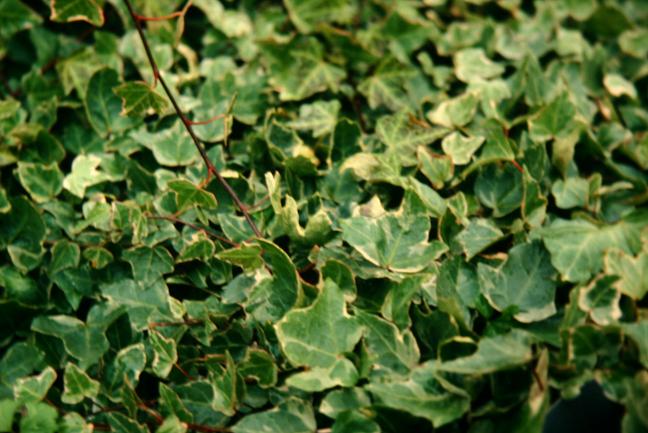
xmin=376 ymin=111 xmax=449 ymax=163
xmin=455 ymin=218 xmax=505 ymax=260
xmin=528 ymin=93 xmax=578 ymax=142
xmin=49 ymin=239 xmax=81 ymax=275
xmin=132 ymin=121 xmax=199 ymax=167
xmin=114 ymin=81 xmax=169 ymax=117
xmin=239 ymin=349 xmax=278 ymax=388
xmin=264 ymin=38 xmax=345 ymax=101
xmin=275 ymin=278 xmax=362 ymax=368
xmin=31 ymin=315 xmax=109 ymax=369
xmin=62 ymin=363 xmax=100 ymax=404
xmin=366 ymin=362 xmax=469 ymax=427
xmin=283 ymin=0 xmax=356 ymax=33
xmin=232 ymin=399 xmax=316 ymax=433
xmin=578 ymin=276 xmax=622 ymax=326
xmin=604 ymin=248 xmax=648 ymax=300
xmin=288 ymin=100 xmax=340 ymax=137
xmin=454 ymin=48 xmax=504 ymax=83
xmin=149 ymin=330 xmax=178 ymax=379
xmin=356 ymin=310 xmax=420 ymax=375
xmin=62 ymin=154 xmax=110 ymax=198
xmin=438 ymin=330 xmax=535 ymax=375
xmin=441 ymin=132 xmax=485 ymax=165
xmin=50 ymin=0 xmax=104 ymax=26
xmin=85 ymin=68 xmax=136 ymax=137
xmin=15 ymin=162 xmax=63 ymax=203
xmin=534 ymin=214 xmax=646 ymax=283
xmin=341 ymin=214 xmax=447 ymax=273
xmin=358 ymin=58 xmax=416 ymax=111
xmin=0 ymin=196 xmax=46 ymax=272
xmin=13 ymin=367 xmax=57 ymax=404
xmin=0 ymin=0 xmax=42 ymax=39
xmin=286 ymin=358 xmax=358 ymax=392
xmin=621 ymin=322 xmax=648 ymax=369
xmin=478 ymin=241 xmax=557 ymax=323
xmin=19 ymin=402 xmax=58 ymax=433
xmin=167 ymin=179 xmax=217 ymax=212
xmin=122 ymin=245 xmax=174 ymax=286
xmin=247 ymin=239 xmax=301 ymax=322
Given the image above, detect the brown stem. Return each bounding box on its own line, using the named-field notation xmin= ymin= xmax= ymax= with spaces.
xmin=123 ymin=0 xmax=262 ymax=238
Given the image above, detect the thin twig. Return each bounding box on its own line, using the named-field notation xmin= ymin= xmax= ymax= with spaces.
xmin=123 ymin=0 xmax=262 ymax=238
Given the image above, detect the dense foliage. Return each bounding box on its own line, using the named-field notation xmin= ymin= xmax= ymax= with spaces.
xmin=1 ymin=0 xmax=647 ymax=432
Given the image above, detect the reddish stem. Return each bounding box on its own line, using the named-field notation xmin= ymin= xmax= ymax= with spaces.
xmin=123 ymin=0 xmax=262 ymax=238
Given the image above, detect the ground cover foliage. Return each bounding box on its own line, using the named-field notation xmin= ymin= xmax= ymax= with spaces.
xmin=0 ymin=0 xmax=647 ymax=432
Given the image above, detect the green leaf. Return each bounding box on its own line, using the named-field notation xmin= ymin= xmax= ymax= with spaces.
xmin=604 ymin=248 xmax=648 ymax=300
xmin=356 ymin=310 xmax=419 ymax=375
xmin=478 ymin=241 xmax=557 ymax=323
xmin=106 ymin=412 xmax=148 ymax=433
xmin=474 ymin=163 xmax=523 ymax=217
xmin=122 ymin=245 xmax=174 ymax=286
xmin=50 ymin=0 xmax=104 ymax=26
xmin=83 ymin=246 xmax=114 ymax=269
xmin=621 ymin=322 xmax=648 ymax=369
xmin=578 ymin=276 xmax=621 ymax=326
xmin=551 ymin=177 xmax=589 ymax=209
xmin=264 ymin=38 xmax=345 ymax=101
xmin=275 ymin=278 xmax=362 ymax=368
xmin=149 ymin=330 xmax=178 ymax=378
xmin=0 ymin=196 xmax=46 ymax=272
xmin=286 ymin=358 xmax=358 ymax=392
xmin=13 ymin=367 xmax=57 ymax=404
xmin=528 ymin=93 xmax=578 ymax=142
xmin=239 ymin=349 xmax=278 ymax=388
xmin=62 ymin=363 xmax=100 ymax=404
xmin=132 ymin=121 xmax=198 ymax=167
xmin=289 ymin=100 xmax=341 ymax=137
xmin=167 ymin=179 xmax=217 ymax=212
xmin=331 ymin=412 xmax=380 ymax=433
xmin=0 ymin=399 xmax=18 ymax=432
xmin=0 ymin=0 xmax=41 ymax=39
xmin=283 ymin=0 xmax=356 ymax=33
xmin=19 ymin=402 xmax=58 ymax=433
xmin=62 ymin=154 xmax=110 ymax=198
xmin=534 ymin=215 xmax=646 ymax=283
xmin=114 ymin=81 xmax=169 ymax=117
xmin=358 ymin=58 xmax=416 ymax=111
xmin=418 ymin=147 xmax=453 ymax=189
xmin=15 ymin=162 xmax=63 ymax=203
xmin=216 ymin=244 xmax=264 ymax=272
xmin=441 ymin=132 xmax=485 ymax=165
xmin=85 ymin=68 xmax=136 ymax=137
xmin=320 ymin=388 xmax=371 ymax=419
xmin=455 ymin=218 xmax=505 ymax=260
xmin=376 ymin=111 xmax=449 ymax=163
xmin=232 ymin=399 xmax=316 ymax=433
xmin=341 ymin=214 xmax=447 ymax=273
xmin=156 ymin=416 xmax=187 ymax=433
xmin=438 ymin=330 xmax=534 ymax=374
xmin=428 ymin=93 xmax=479 ymax=128
xmin=247 ymin=239 xmax=301 ymax=322
xmin=366 ymin=362 xmax=469 ymax=427
xmin=49 ymin=239 xmax=81 ymax=275
xmin=454 ymin=48 xmax=504 ymax=83
xmin=32 ymin=315 xmax=109 ymax=369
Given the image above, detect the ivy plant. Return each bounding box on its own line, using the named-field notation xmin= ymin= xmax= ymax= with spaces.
xmin=0 ymin=0 xmax=647 ymax=432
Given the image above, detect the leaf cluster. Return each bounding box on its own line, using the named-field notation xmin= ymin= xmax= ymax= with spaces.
xmin=0 ymin=0 xmax=647 ymax=432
